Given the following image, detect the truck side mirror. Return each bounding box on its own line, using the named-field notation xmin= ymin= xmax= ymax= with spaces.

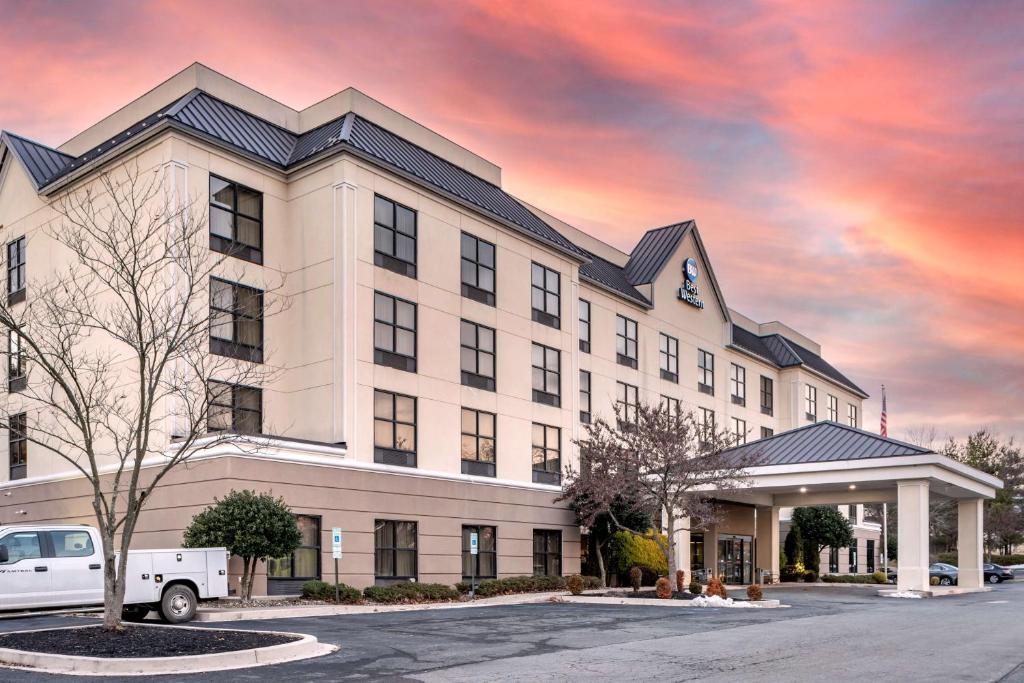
xmin=0 ymin=546 xmax=8 ymax=563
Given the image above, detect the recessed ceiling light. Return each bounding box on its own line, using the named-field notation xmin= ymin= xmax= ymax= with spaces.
xmin=799 ymin=487 xmax=808 ymax=493
xmin=849 ymin=484 xmax=857 ymax=490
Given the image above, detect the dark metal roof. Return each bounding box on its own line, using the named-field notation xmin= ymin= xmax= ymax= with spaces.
xmin=173 ymin=91 xmax=295 ymax=165
xmin=623 ymin=221 xmax=692 ymax=284
xmin=579 ymin=253 xmax=651 ymax=306
xmin=1 ymin=132 xmax=75 ymax=188
xmin=725 ymin=421 xmax=931 ymax=467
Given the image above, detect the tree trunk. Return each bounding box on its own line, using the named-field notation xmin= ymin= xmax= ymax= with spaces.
xmin=247 ymin=560 xmax=258 ymax=600
xmin=595 ymin=539 xmax=607 ymax=587
xmin=241 ymin=557 xmax=252 ymax=602
xmin=101 ymin=532 xmax=126 ymax=631
xmin=666 ymin=516 xmax=677 ymax=580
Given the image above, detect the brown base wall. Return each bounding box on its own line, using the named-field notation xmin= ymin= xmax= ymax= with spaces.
xmin=0 ymin=455 xmax=581 ymax=595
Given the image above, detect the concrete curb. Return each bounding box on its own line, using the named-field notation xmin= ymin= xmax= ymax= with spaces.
xmin=558 ymin=596 xmax=783 ymax=608
xmin=0 ymin=623 xmax=335 ymax=676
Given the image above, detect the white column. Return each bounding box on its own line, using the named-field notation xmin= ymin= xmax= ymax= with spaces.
xmin=897 ymin=480 xmax=930 ymax=591
xmin=756 ymin=506 xmax=780 ymax=583
xmin=675 ymin=516 xmax=691 ymax=581
xmin=957 ymin=498 xmax=984 ymax=589
xmin=332 ymin=180 xmax=358 ymax=446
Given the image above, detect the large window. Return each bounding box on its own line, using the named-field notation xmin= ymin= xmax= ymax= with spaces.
xmin=760 ymin=376 xmax=773 ymax=416
xmin=533 ymin=529 xmax=561 ymax=577
xmin=731 ymin=417 xmax=747 ymax=445
xmin=730 ymin=364 xmax=746 ymax=406
xmin=460 ymin=320 xmax=495 ymax=391
xmin=849 ymin=544 xmax=858 ymax=573
xmin=374 ymin=292 xmax=417 ymax=372
xmin=698 ymin=349 xmax=714 ymax=395
xmin=866 ymin=540 xmax=875 ymax=573
xmin=373 ymin=390 xmax=416 ymax=467
xmin=462 ymin=525 xmax=496 ymax=580
xmin=209 ymin=278 xmax=263 ymax=363
xmin=578 ymin=299 xmax=591 ymax=353
xmin=207 ymin=381 xmax=262 ymax=434
xmin=7 ymin=237 xmax=26 ymax=304
xmin=848 ymin=404 xmax=859 ymax=428
xmin=531 ymin=343 xmax=561 ymax=407
xmin=460 ymin=233 xmax=495 ymax=305
xmin=374 ymin=520 xmax=417 ymax=583
xmin=8 ymin=330 xmax=26 ymax=392
xmin=461 ymin=408 xmax=496 ymax=477
xmin=661 ymin=395 xmax=681 ymax=420
xmin=699 ymin=407 xmax=715 ymax=446
xmin=579 ymin=370 xmax=592 ymax=424
xmin=828 ymin=546 xmax=839 ymax=573
xmin=804 ymin=385 xmax=818 ymax=422
xmin=532 ymin=423 xmax=561 ymax=485
xmin=659 ymin=333 xmax=678 ymax=382
xmin=760 ymin=426 xmax=774 ymax=439
xmin=828 ymin=394 xmax=839 ymax=422
xmin=267 ymin=515 xmax=321 ymax=593
xmin=615 ymin=315 xmax=638 ymax=369
xmin=373 ymin=195 xmax=417 ymax=277
xmin=530 ymin=262 xmax=560 ymax=328
xmin=209 ymin=175 xmax=262 ymax=263
xmin=8 ymin=412 xmax=26 ymax=480
xmin=616 ymin=381 xmax=638 ymax=424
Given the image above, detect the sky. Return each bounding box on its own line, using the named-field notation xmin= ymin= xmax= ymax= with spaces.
xmin=0 ymin=0 xmax=1021 ymax=442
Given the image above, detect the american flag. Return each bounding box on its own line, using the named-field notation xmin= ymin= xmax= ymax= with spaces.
xmin=880 ymin=385 xmax=887 ymax=437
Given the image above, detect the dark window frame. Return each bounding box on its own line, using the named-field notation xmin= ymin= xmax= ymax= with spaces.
xmin=373 ymin=195 xmax=417 ymax=278
xmin=373 ymin=389 xmax=417 ymax=467
xmin=849 ymin=544 xmax=858 ymax=573
xmin=827 ymin=394 xmax=839 ymax=422
xmin=866 ymin=540 xmax=875 ymax=573
xmin=731 ymin=416 xmax=747 ymax=445
xmin=6 ymin=237 xmax=26 ymax=305
xmin=698 ymin=349 xmax=714 ymax=395
xmin=462 ymin=524 xmax=497 ymax=580
xmin=209 ymin=174 xmax=263 ymax=264
xmin=760 ymin=426 xmax=774 ymax=439
xmin=579 ymin=369 xmax=591 ymax=424
xmin=207 ymin=380 xmax=262 ymax=435
xmin=8 ymin=412 xmax=27 ymax=480
xmin=460 ymin=320 xmax=495 ymax=391
xmin=374 ymin=519 xmax=417 ymax=583
xmin=661 ymin=395 xmax=681 ymax=420
xmin=578 ymin=299 xmax=591 ymax=353
xmin=615 ymin=315 xmax=638 ymax=369
xmin=531 ymin=342 xmax=561 ymax=407
xmin=848 ymin=404 xmax=859 ymax=428
xmin=659 ymin=333 xmax=678 ymax=382
xmin=532 ymin=529 xmax=562 ymax=577
xmin=805 ymin=385 xmax=818 ymax=422
xmin=267 ymin=514 xmax=322 ymax=583
xmin=460 ymin=407 xmax=496 ymax=477
xmin=760 ymin=376 xmax=774 ymax=416
xmin=373 ymin=292 xmax=417 ymax=373
xmin=209 ymin=277 xmax=264 ymax=363
xmin=730 ymin=363 xmax=746 ymax=407
xmin=531 ymin=423 xmax=561 ymax=485
xmin=530 ymin=262 xmax=560 ymax=329
xmin=616 ymin=381 xmax=638 ymax=424
xmin=8 ymin=330 xmax=26 ymax=392
xmin=829 ymin=546 xmax=839 ymax=573
xmin=460 ymin=232 xmax=495 ymax=306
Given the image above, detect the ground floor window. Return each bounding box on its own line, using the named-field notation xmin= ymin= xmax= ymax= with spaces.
xmin=690 ymin=533 xmax=705 ymax=571
xmin=533 ymin=529 xmax=561 ymax=577
xmin=375 ymin=520 xmax=417 ymax=583
xmin=849 ymin=545 xmax=858 ymax=573
xmin=462 ymin=525 xmax=496 ymax=579
xmin=866 ymin=540 xmax=875 ymax=573
xmin=828 ymin=546 xmax=839 ymax=573
xmin=267 ymin=515 xmax=321 ymax=593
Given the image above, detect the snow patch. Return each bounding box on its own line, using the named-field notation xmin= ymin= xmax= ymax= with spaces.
xmin=884 ymin=591 xmax=923 ymax=599
xmin=690 ymin=595 xmax=757 ymax=608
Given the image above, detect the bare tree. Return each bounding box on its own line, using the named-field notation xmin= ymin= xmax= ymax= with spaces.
xmin=0 ymin=164 xmax=280 ymax=630
xmin=560 ymin=401 xmax=760 ymax=582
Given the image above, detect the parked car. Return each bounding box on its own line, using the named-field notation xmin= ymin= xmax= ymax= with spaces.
xmin=0 ymin=524 xmax=228 ymax=622
xmin=885 ymin=563 xmax=959 ymax=586
xmin=983 ymin=563 xmax=1015 ymax=584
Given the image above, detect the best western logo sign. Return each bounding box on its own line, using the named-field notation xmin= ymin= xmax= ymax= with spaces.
xmin=677 ymin=257 xmax=705 ymax=310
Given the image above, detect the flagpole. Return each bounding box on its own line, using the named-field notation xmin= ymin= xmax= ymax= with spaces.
xmin=881 ymin=384 xmax=888 ymax=576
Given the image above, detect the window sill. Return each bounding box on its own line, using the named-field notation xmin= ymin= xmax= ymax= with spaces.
xmin=461 ymin=460 xmax=496 ymax=477
xmin=531 ymin=309 xmax=560 ymax=329
xmin=461 ymin=283 xmax=495 ymax=307
xmin=7 ymin=288 xmax=26 ymax=306
xmin=374 ymin=251 xmax=417 ymax=279
xmin=375 ymin=350 xmax=417 ymax=373
xmin=532 ymin=390 xmax=560 ymax=408
xmin=461 ymin=372 xmax=495 ymax=392
xmin=210 ymin=235 xmax=262 ymax=265
xmin=210 ymin=338 xmax=264 ymax=363
xmin=374 ymin=448 xmax=417 ymax=467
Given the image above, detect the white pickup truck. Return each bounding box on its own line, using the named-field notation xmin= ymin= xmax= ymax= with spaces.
xmin=0 ymin=524 xmax=228 ymax=623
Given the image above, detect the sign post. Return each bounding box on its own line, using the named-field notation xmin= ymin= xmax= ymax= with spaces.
xmin=469 ymin=531 xmax=479 ymax=597
xmin=331 ymin=527 xmax=343 ymax=602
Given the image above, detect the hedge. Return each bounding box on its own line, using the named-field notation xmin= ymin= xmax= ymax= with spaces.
xmin=363 ymin=582 xmax=460 ymax=604
xmin=454 ymin=574 xmax=601 ymax=597
xmin=821 ymin=573 xmax=888 ymax=584
xmin=608 ymin=530 xmax=668 ymax=585
xmin=300 ymin=580 xmax=363 ymax=604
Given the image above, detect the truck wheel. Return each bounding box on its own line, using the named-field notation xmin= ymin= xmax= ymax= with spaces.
xmin=159 ymin=584 xmax=198 ymax=624
xmin=122 ymin=604 xmax=151 ymax=622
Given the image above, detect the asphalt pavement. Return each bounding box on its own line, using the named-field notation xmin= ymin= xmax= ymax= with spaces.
xmin=2 ymin=582 xmax=1023 ymax=681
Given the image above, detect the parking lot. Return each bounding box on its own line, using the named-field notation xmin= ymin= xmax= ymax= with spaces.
xmin=2 ymin=582 xmax=1024 ymax=682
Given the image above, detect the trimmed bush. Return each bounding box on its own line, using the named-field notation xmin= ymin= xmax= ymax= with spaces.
xmin=706 ymin=576 xmax=728 ymax=599
xmin=583 ymin=575 xmax=602 ymax=590
xmin=629 ymin=566 xmax=643 ymax=593
xmin=780 ymin=564 xmax=802 ymax=582
xmin=871 ymin=571 xmax=887 ymax=584
xmin=655 ymin=577 xmax=672 ymax=599
xmin=930 ymin=576 xmax=940 ymax=586
xmin=802 ymin=570 xmax=818 ymax=583
xmin=301 ymin=580 xmax=362 ymax=604
xmin=689 ymin=581 xmax=702 ymax=595
xmin=363 ymin=582 xmax=460 ymax=604
xmin=567 ymin=574 xmax=585 ymax=595
xmin=609 ymin=530 xmax=669 ymax=585
xmin=746 ymin=584 xmax=763 ymax=601
xmin=820 ymin=573 xmax=890 ymax=585
xmin=675 ymin=570 xmax=686 ymax=593
xmin=455 ymin=575 xmax=567 ymax=597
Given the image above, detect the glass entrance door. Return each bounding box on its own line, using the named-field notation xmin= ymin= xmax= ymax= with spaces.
xmin=717 ymin=534 xmax=752 ymax=584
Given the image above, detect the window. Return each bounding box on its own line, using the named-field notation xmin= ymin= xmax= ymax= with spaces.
xmin=804 ymin=385 xmax=817 ymax=421
xmin=849 ymin=544 xmax=858 ymax=573
xmin=460 ymin=233 xmax=495 ymax=305
xmin=0 ymin=530 xmax=41 ymax=564
xmin=698 ymin=349 xmax=714 ymax=395
xmin=760 ymin=376 xmax=773 ymax=416
xmin=616 ymin=381 xmax=638 ymax=424
xmin=661 ymin=395 xmax=680 ymax=420
xmin=49 ymin=530 xmax=94 ymax=558
xmin=209 ymin=175 xmax=262 ymax=263
xmin=760 ymin=426 xmax=774 ymax=439
xmin=209 ymin=278 xmax=263 ymax=363
xmin=374 ymin=520 xmax=417 ymax=583
xmin=848 ymin=504 xmax=856 ymax=521
xmin=578 ymin=299 xmax=591 ymax=353
xmin=532 ymin=423 xmax=561 ymax=484
xmin=207 ymin=381 xmax=262 ymax=434
xmin=530 ymin=262 xmax=560 ymax=328
xmin=690 ymin=533 xmax=704 ymax=571
xmin=374 ymin=292 xmax=417 ymax=372
xmin=460 ymin=320 xmax=495 ymax=391
xmin=531 ymin=343 xmax=561 ymax=407
xmin=533 ymin=529 xmax=561 ymax=577
xmin=373 ymin=390 xmax=416 ymax=467
xmin=730 ymin=364 xmax=746 ymax=406
xmin=699 ymin=408 xmax=715 ymax=445
xmin=461 ymin=408 xmax=496 ymax=477
xmin=848 ymin=404 xmax=858 ymax=428
xmin=731 ymin=417 xmax=747 ymax=445
xmin=828 ymin=394 xmax=839 ymax=422
xmin=866 ymin=540 xmax=876 ymax=573
xmin=8 ymin=330 xmax=26 ymax=392
xmin=579 ymin=370 xmax=591 ymax=424
xmin=615 ymin=315 xmax=638 ymax=369
xmin=373 ymin=195 xmax=417 ymax=277
xmin=6 ymin=237 xmax=25 ymax=304
xmin=828 ymin=547 xmax=839 ymax=573
xmin=462 ymin=525 xmax=496 ymax=579
xmin=267 ymin=515 xmax=321 ymax=588
xmin=659 ymin=334 xmax=678 ymax=382
xmin=8 ymin=412 xmax=26 ymax=480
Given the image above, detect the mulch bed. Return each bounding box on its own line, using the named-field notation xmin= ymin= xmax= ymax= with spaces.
xmin=0 ymin=625 xmax=298 ymax=658
xmin=599 ymin=590 xmax=698 ymax=600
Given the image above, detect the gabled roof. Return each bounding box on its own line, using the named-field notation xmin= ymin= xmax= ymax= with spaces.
xmin=725 ymin=421 xmax=930 ymax=466
xmin=579 ymin=253 xmax=651 ymax=307
xmin=623 ymin=221 xmax=692 ymax=284
xmin=731 ymin=323 xmax=867 ymax=397
xmin=1 ymin=132 xmax=75 ymax=189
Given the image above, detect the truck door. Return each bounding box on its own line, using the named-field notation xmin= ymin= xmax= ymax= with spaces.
xmin=46 ymin=529 xmax=104 ymax=606
xmin=0 ymin=530 xmax=52 ymax=610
